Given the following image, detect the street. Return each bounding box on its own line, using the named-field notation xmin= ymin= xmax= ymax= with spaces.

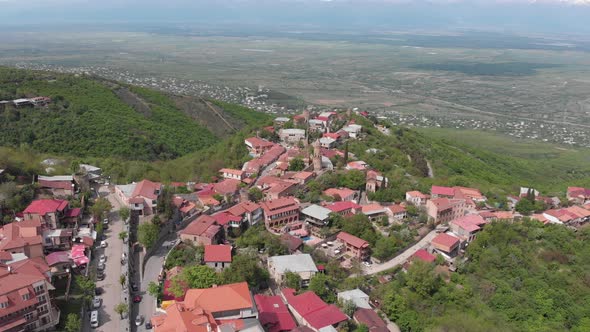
xmin=363 ymin=229 xmax=438 ymax=275
xmin=86 ymin=186 xmax=130 ymax=332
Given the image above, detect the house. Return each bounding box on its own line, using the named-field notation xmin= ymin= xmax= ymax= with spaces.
xmin=79 ymin=164 xmax=102 ymax=182
xmin=453 ymin=186 xmax=486 ymax=202
xmin=214 ymin=178 xmax=242 ymax=199
xmin=520 ymin=187 xmax=540 ymax=197
xmin=282 ymin=171 xmax=314 ymax=185
xmin=212 ymin=212 xmax=244 ymax=229
xmin=326 ymin=201 xmax=361 ymax=217
xmin=426 ymin=198 xmax=468 ymax=224
xmin=337 ymin=289 xmax=370 ymax=309
xmin=353 ymin=308 xmax=388 ymax=332
xmin=115 ymin=179 xmax=162 ymax=215
xmin=300 ymin=204 xmax=332 ymax=228
xmin=0 ymin=257 xmax=61 ymax=332
xmin=257 ymin=177 xmax=297 ymax=201
xmin=431 ymin=233 xmax=460 ymax=257
xmin=319 ymin=137 xmax=337 ymax=149
xmin=449 ymin=214 xmax=487 ymax=243
xmin=245 ymin=137 xmax=275 ymax=157
xmin=345 ymin=161 xmax=369 ymax=171
xmin=42 ymin=228 xmax=75 ymax=251
xmin=542 ymin=206 xmax=590 ymax=225
xmin=567 ymin=186 xmax=590 ymax=204
xmin=342 ymin=124 xmax=362 ymax=138
xmin=387 ymin=205 xmax=407 ymax=221
xmin=243 ymin=145 xmax=286 ymax=177
xmin=22 ymin=199 xmax=69 ymax=230
xmin=152 ymin=282 xmax=258 ymax=332
xmin=44 ymin=251 xmax=72 ymax=277
xmin=323 ymin=188 xmax=357 ymax=202
xmin=430 ymin=186 xmax=455 ymax=199
xmin=365 ymin=170 xmax=388 ymax=194
xmin=37 ymin=175 xmax=76 ymax=197
xmin=261 ymin=198 xmax=300 ymax=232
xmin=274 ymin=117 xmax=291 ymax=126
xmin=220 ymin=168 xmax=246 ymax=181
xmin=268 ymin=254 xmax=318 ymax=286
xmin=254 ymin=295 xmax=297 ymax=332
xmin=411 ymin=249 xmax=436 ymax=264
xmin=174 ymin=198 xmax=197 ymax=218
xmin=226 ymin=201 xmax=263 ymax=226
xmin=281 ymin=288 xmax=348 ymax=332
xmin=204 ymin=245 xmax=232 ymax=271
xmin=280 ymin=234 xmax=303 ymax=254
xmin=405 ymin=191 xmax=429 ymax=206
xmin=179 ymin=215 xmax=222 ymax=246
xmin=0 ymin=221 xmax=44 ymax=259
xmin=336 ymin=232 xmax=370 ymax=261
xmin=309 ymin=119 xmax=327 ymax=133
xmin=361 ymin=204 xmax=388 ymax=222
xmin=279 ymin=129 xmax=306 ymax=145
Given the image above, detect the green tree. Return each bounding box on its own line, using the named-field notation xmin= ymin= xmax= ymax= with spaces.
xmin=147 ymin=281 xmax=161 ymax=298
xmin=288 ymin=157 xmax=306 ymax=171
xmin=221 ymin=254 xmax=269 ymax=290
xmin=138 ymin=222 xmax=159 ymax=248
xmin=64 ymin=313 xmax=82 ymax=332
xmin=406 ymin=260 xmax=440 ymax=297
xmin=174 ymin=265 xmax=219 ymax=290
xmin=151 ymin=214 xmax=162 ymax=227
xmin=118 ymin=231 xmax=128 ymax=241
xmin=354 ymin=324 xmax=369 ymax=332
xmin=340 ymin=299 xmax=357 ymax=317
xmin=119 ymin=206 xmax=130 ymax=222
xmin=284 ymin=271 xmax=302 ymax=290
xmin=119 ymin=274 xmax=126 ymax=287
xmin=341 ymin=170 xmax=366 ymax=190
xmin=309 ymin=273 xmax=336 ymax=303
xmin=75 ymin=275 xmax=95 ymax=307
xmin=248 ymin=187 xmax=264 ymax=202
xmin=90 ymin=197 xmax=112 ymax=220
xmin=114 ymin=303 xmax=128 ymax=319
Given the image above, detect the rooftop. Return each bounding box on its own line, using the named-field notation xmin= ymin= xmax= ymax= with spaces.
xmin=183 ymin=282 xmax=253 ymax=313
xmin=23 ymin=199 xmax=68 ymax=215
xmin=431 ymin=233 xmax=460 ymax=249
xmin=337 ymin=232 xmax=369 ymax=249
xmin=254 ymin=295 xmax=296 ymax=332
xmin=301 ymin=205 xmax=332 ymax=222
xmin=204 ymin=245 xmax=232 ymax=263
xmin=268 ymin=254 xmax=318 ymax=274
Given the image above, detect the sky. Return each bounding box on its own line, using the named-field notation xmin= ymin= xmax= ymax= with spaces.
xmin=0 ymin=0 xmax=589 ymax=34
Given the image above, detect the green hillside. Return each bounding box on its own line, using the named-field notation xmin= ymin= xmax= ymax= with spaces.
xmin=0 ymin=67 xmax=270 ymax=161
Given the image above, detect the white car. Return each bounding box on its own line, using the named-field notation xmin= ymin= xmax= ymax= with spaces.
xmin=99 ymin=254 xmax=106 ymax=264
xmin=92 ymin=297 xmax=102 ymax=309
xmin=100 ymin=241 xmax=108 ymax=248
xmin=135 ymin=315 xmax=144 ymax=326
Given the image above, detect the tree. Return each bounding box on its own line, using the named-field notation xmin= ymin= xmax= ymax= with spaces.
xmin=75 ymin=275 xmax=95 ymax=307
xmin=147 ymin=281 xmax=161 ymax=298
xmin=65 ymin=313 xmax=81 ymax=332
xmin=288 ymin=157 xmax=306 ymax=171
xmin=118 ymin=231 xmax=128 ymax=241
xmin=119 ymin=206 xmax=130 ymax=222
xmin=114 ymin=303 xmax=128 ymax=319
xmin=354 ymin=324 xmax=369 ymax=332
xmin=221 ymin=254 xmax=270 ymax=290
xmin=90 ymin=197 xmax=112 ymax=220
xmin=151 ymin=215 xmax=162 ymax=227
xmin=406 ymin=260 xmax=440 ymax=297
xmin=341 ymin=299 xmax=357 ymax=317
xmin=309 ymin=273 xmax=336 ymax=303
xmin=119 ymin=274 xmax=127 ymax=287
xmin=341 ymin=170 xmax=366 ymax=190
xmin=284 ymin=271 xmax=302 ymax=290
xmin=138 ymin=222 xmax=159 ymax=248
xmin=175 ymin=265 xmax=219 ymax=290
xmin=248 ymin=187 xmax=264 ymax=202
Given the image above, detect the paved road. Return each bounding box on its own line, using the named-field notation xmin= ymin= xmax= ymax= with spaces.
xmin=91 ymin=186 xmax=130 ymax=332
xmin=363 ymin=230 xmax=438 ymax=275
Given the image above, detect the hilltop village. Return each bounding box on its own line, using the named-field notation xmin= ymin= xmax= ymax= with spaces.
xmin=1 ymin=108 xmax=589 ymax=332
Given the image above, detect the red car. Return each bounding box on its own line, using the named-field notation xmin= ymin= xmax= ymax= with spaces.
xmin=133 ymin=295 xmax=142 ymax=303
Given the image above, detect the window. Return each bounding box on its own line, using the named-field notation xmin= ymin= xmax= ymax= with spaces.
xmin=24 ymin=312 xmax=34 ymax=321
xmin=22 ymin=293 xmax=30 ymax=301
xmin=0 ymin=302 xmax=8 ymax=309
xmin=34 ymin=285 xmax=44 ymax=293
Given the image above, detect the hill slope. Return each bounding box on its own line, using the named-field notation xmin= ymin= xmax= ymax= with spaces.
xmin=0 ymin=67 xmax=270 ymax=161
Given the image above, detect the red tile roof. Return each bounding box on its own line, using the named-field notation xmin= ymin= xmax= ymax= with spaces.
xmin=180 ymin=215 xmax=217 ymax=236
xmin=204 ymin=245 xmax=232 ymax=263
xmin=212 ymin=212 xmax=242 ymax=226
xmin=337 ymin=231 xmax=369 ymax=249
xmin=38 ymin=179 xmax=73 ymax=191
xmin=388 ymin=205 xmax=406 ymax=214
xmin=326 ymin=201 xmax=361 ymax=213
xmin=353 ymin=308 xmax=388 ymax=332
xmin=254 ymin=295 xmax=297 ymax=332
xmin=406 ymin=191 xmax=429 ymax=199
xmin=431 ymin=185 xmax=455 ymax=196
xmin=183 ymin=282 xmax=253 ymax=313
xmin=0 ymin=223 xmax=42 ymax=252
xmin=226 ymin=201 xmax=261 ymax=216
xmin=0 ymin=258 xmax=49 ymax=317
xmin=432 ymin=233 xmax=460 ymax=249
xmin=23 ymin=199 xmax=68 ymax=215
xmin=64 ymin=207 xmax=81 ymax=218
xmin=412 ymin=249 xmax=436 ymax=263
xmin=245 ymin=137 xmax=274 ymax=149
xmin=451 ymin=214 xmax=487 ymax=233
xmin=280 ymin=234 xmax=303 ymax=253
xmin=323 ymin=188 xmax=356 ymax=200
xmin=261 ymin=197 xmax=300 ymax=216
xmin=131 ymin=179 xmax=161 ymax=200
xmin=282 ymin=289 xmax=348 ymax=330
xmin=213 ymin=179 xmax=241 ymax=196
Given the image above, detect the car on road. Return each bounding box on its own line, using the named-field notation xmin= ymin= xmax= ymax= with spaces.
xmin=94 ymin=287 xmax=103 ymax=296
xmin=145 ymin=322 xmax=152 ymax=329
xmin=131 ymin=282 xmax=139 ymax=292
xmin=133 ymin=295 xmax=142 ymax=303
xmin=99 ymin=254 xmax=106 ymax=264
xmin=100 ymin=240 xmax=108 ymax=248
xmin=97 ymin=270 xmax=105 ymax=281
xmin=92 ymin=297 xmax=102 ymax=309
xmin=135 ymin=315 xmax=144 ymax=326
xmin=97 ymin=262 xmax=105 ymax=271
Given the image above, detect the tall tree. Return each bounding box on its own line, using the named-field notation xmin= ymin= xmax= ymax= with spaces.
xmin=138 ymin=222 xmax=159 ymax=248
xmin=119 ymin=206 xmax=130 ymax=222
xmin=90 ymin=197 xmax=112 ymax=220
xmin=114 ymin=303 xmax=128 ymax=319
xmin=65 ymin=313 xmax=82 ymax=332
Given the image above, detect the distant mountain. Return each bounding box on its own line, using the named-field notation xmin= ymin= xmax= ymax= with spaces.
xmin=0 ymin=67 xmax=270 ymax=161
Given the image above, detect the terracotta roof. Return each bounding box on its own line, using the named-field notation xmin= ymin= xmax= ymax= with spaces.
xmin=131 ymin=179 xmax=161 ymax=200
xmin=254 ymin=295 xmax=296 ymax=332
xmin=431 ymin=233 xmax=460 ymax=249
xmin=245 ymin=137 xmax=274 ymax=149
xmin=412 ymin=249 xmax=436 ymax=263
xmin=326 ymin=201 xmax=361 ymax=213
xmin=151 ymin=302 xmax=216 ymax=332
xmin=281 ymin=289 xmax=348 ymax=330
xmin=387 ymin=205 xmax=406 ymax=214
xmin=451 ymin=214 xmax=487 ymax=233
xmin=280 ymin=234 xmax=303 ymax=253
xmin=45 ymin=251 xmax=71 ymax=266
xmin=346 ymin=161 xmax=369 ymax=171
xmin=212 ymin=212 xmax=242 ymax=226
xmin=337 ymin=231 xmax=369 ymax=249
xmin=204 ymin=245 xmax=232 ymax=263
xmin=38 ymin=179 xmax=73 ymax=191
xmin=64 ymin=207 xmax=81 ymax=218
xmin=198 ymin=195 xmax=220 ymax=207
xmin=353 ymin=308 xmax=388 ymax=332
xmin=431 ymin=186 xmax=455 ymax=196
xmin=406 ymin=191 xmax=428 ymax=199
xmin=219 ymin=168 xmax=245 ymax=177
xmin=0 ymin=223 xmax=42 ymax=251
xmin=0 ymin=258 xmax=49 ymax=317
xmin=453 ymin=186 xmax=485 ymax=200
xmin=323 ymin=188 xmax=356 ymax=200
xmin=183 ymin=282 xmax=253 ymax=313
xmin=261 ymin=197 xmax=300 ymax=215
xmin=180 ymin=215 xmax=217 ymax=236
xmin=361 ymin=203 xmax=386 ymax=215
xmin=213 ymin=179 xmax=241 ymax=196
xmin=23 ymin=199 xmax=68 ymax=215
xmin=226 ymin=201 xmax=261 ymax=217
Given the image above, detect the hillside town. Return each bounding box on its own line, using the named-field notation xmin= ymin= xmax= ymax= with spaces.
xmin=1 ymin=108 xmax=590 ymax=332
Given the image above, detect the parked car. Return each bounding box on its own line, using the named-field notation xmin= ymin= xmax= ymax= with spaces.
xmin=97 ymin=262 xmax=105 ymax=271
xmin=90 ymin=310 xmax=99 ymax=328
xmin=145 ymin=322 xmax=153 ymax=330
xmin=103 ymin=218 xmax=109 ymax=225
xmin=135 ymin=315 xmax=144 ymax=326
xmin=133 ymin=295 xmax=142 ymax=303
xmin=97 ymin=270 xmax=105 ymax=281
xmin=99 ymin=254 xmax=106 ymax=264
xmin=100 ymin=240 xmax=108 ymax=248
xmin=94 ymin=287 xmax=103 ymax=296
xmin=92 ymin=297 xmax=102 ymax=309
